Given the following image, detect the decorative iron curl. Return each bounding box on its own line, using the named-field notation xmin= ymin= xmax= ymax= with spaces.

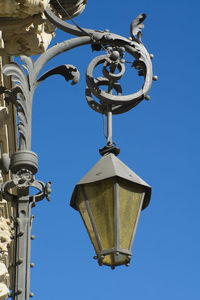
xmin=1 ymin=171 xmax=51 ymax=203
xmin=85 ymin=43 xmax=153 ymax=114
xmin=0 ymin=6 xmax=156 ymax=152
xmin=44 ymin=5 xmax=155 ymax=115
xmin=0 ymin=56 xmax=80 ymax=151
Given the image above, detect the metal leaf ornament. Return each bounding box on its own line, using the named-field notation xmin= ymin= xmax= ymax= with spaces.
xmin=2 ymin=58 xmax=34 ymax=151
xmin=37 ymin=65 xmax=80 ymax=86
xmin=130 ymin=13 xmax=146 ymax=42
xmin=1 ymin=55 xmax=80 ymax=151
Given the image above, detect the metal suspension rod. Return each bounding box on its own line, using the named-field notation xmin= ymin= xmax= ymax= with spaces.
xmin=107 ymin=105 xmax=112 ymax=146
xmin=106 ymin=81 xmax=114 ymax=146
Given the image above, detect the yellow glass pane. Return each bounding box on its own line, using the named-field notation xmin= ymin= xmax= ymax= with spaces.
xmin=102 ymin=253 xmax=128 ymax=266
xmin=77 ymin=189 xmax=100 ymax=254
xmin=84 ymin=178 xmax=115 ymax=250
xmin=119 ymin=180 xmax=144 ymax=250
xmin=102 ymin=255 xmax=112 ymax=266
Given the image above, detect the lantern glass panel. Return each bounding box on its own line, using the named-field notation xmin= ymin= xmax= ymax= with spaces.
xmin=102 ymin=254 xmax=113 ymax=266
xmin=84 ymin=178 xmax=115 ymax=250
xmin=75 ymin=176 xmax=145 ymax=267
xmin=118 ymin=180 xmax=144 ymax=250
xmin=77 ymin=190 xmax=100 ymax=254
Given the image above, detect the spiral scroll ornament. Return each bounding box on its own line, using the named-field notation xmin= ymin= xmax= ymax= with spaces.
xmin=86 ymin=44 xmax=154 ymax=115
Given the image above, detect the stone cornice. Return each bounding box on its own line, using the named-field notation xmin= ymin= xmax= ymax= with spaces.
xmin=0 ymin=0 xmax=87 ymax=56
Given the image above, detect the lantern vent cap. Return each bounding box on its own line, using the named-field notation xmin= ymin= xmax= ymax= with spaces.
xmin=71 ymin=153 xmax=151 ymax=210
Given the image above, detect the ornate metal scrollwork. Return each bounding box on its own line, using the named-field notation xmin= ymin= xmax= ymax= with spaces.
xmin=0 ymin=7 xmax=156 ymax=153
xmin=1 ymin=171 xmax=51 ymax=203
xmin=44 ymin=6 xmax=156 ymax=115
xmin=0 ymin=6 xmax=157 ymax=198
xmin=85 ymin=44 xmax=153 ymax=115
xmin=0 ymin=56 xmax=80 ymax=151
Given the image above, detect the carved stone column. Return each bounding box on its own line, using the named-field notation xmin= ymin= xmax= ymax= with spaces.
xmin=0 ymin=0 xmax=87 ymax=56
xmin=0 ymin=56 xmax=16 ymax=300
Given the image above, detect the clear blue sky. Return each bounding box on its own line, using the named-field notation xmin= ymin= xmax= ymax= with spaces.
xmin=26 ymin=0 xmax=200 ymax=299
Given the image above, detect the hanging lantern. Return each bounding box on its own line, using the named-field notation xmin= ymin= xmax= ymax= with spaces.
xmin=70 ymin=153 xmax=151 ymax=269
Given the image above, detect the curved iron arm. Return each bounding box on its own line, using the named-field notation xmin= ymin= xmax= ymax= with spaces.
xmin=45 ymin=5 xmax=133 ymax=44
xmin=44 ymin=6 xmax=154 ymax=113
xmin=0 ymin=5 xmax=155 ymax=152
xmin=1 ymin=36 xmax=91 ymax=151
xmin=1 ymin=33 xmax=153 ymax=150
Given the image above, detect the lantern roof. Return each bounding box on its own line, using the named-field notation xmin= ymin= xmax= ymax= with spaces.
xmin=71 ymin=153 xmax=151 ymax=210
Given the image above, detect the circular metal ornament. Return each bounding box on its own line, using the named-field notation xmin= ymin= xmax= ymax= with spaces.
xmin=102 ymin=59 xmax=125 ymax=81
xmin=85 ymin=77 xmax=145 ymax=115
xmin=1 ymin=177 xmax=49 ymax=202
xmin=11 ymin=151 xmax=38 ymax=175
xmin=85 ymin=77 xmax=122 ymax=114
xmin=86 ymin=44 xmax=153 ymax=109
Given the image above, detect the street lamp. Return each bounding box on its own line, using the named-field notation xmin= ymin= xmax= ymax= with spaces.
xmin=71 ymin=152 xmax=151 ymax=269
xmin=0 ymin=2 xmax=156 ymax=299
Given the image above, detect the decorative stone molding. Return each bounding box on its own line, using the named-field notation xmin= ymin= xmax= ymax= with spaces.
xmin=0 ymin=0 xmax=52 ymax=56
xmin=0 ymin=214 xmax=14 ymax=300
xmin=0 ymin=215 xmax=13 ymax=265
xmin=0 ymin=0 xmax=87 ymax=56
xmin=0 ymin=108 xmax=9 ymax=129
xmin=0 ymin=57 xmax=16 ymax=300
xmin=0 ymin=14 xmax=55 ymax=56
xmin=0 ymin=0 xmax=49 ymax=18
xmin=0 ymin=280 xmax=9 ymax=300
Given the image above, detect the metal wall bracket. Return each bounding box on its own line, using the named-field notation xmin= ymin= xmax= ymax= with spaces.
xmin=0 ymin=4 xmax=157 ymax=298
xmin=0 ymin=150 xmax=51 ymax=300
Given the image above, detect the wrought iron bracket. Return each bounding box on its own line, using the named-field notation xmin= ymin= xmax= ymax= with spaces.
xmin=0 ymin=150 xmax=51 ymax=300
xmin=0 ymin=5 xmax=156 ymax=153
xmin=0 ymin=5 xmax=157 ymax=298
xmin=0 ymin=151 xmax=51 ymax=203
